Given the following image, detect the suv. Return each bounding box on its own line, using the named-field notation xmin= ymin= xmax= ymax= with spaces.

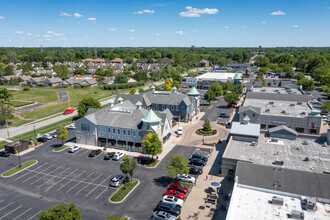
xmin=153 ymin=202 xmax=181 ymax=217
xmin=189 ymin=158 xmax=206 ymax=166
xmin=112 ymin=152 xmax=125 ymax=161
xmin=0 ymin=151 xmax=10 ymax=157
xmin=176 ymin=174 xmax=196 ymax=184
xmin=104 ymin=152 xmax=115 ymax=160
xmin=219 ymin=113 xmax=230 ymax=118
xmin=190 ymin=153 xmax=208 ymax=162
xmin=68 ymin=145 xmax=80 ymax=153
xmin=89 ymin=149 xmax=102 ymax=157
xmin=151 ymin=211 xmax=176 ymax=220
xmin=187 ymin=165 xmax=203 ymax=175
xmin=110 ymin=174 xmax=129 ymax=187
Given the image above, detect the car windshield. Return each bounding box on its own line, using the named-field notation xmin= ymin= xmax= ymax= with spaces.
xmin=173 ymin=197 xmax=178 ymax=202
xmin=165 ymin=213 xmax=171 ymax=218
xmin=179 ymin=185 xmax=184 ymax=189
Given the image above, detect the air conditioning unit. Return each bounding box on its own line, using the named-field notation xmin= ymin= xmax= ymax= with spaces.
xmin=281 ymin=111 xmax=286 ymax=114
xmin=290 ymin=104 xmax=295 ymax=107
xmin=272 ymin=196 xmax=284 ymax=206
xmin=297 ymin=102 xmax=302 ymax=105
xmin=290 ymin=210 xmax=304 ymax=219
xmin=265 ymin=109 xmax=270 ymax=112
xmin=269 ymin=101 xmax=274 ymax=105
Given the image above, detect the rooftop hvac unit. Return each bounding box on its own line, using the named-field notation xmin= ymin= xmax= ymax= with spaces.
xmin=305 ymin=197 xmax=317 ymax=212
xmin=290 ymin=104 xmax=295 ymax=107
xmin=251 ymin=141 xmax=257 ymax=146
xmin=269 ymin=101 xmax=274 ymax=105
xmin=272 ymin=196 xmax=284 ymax=206
xmin=290 ymin=210 xmax=304 ymax=219
xmin=265 ymin=109 xmax=270 ymax=112
xmin=281 ymin=111 xmax=286 ymax=114
xmin=297 ymin=102 xmax=302 ymax=105
xmin=302 ymin=140 xmax=309 ymax=145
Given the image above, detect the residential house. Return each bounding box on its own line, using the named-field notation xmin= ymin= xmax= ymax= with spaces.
xmin=43 ymin=77 xmax=63 ymax=87
xmin=111 ymin=58 xmax=124 ymax=64
xmin=27 ymin=77 xmax=47 ymax=86
xmin=199 ymin=59 xmax=210 ymax=67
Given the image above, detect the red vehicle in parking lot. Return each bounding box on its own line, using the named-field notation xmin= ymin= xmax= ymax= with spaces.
xmin=164 ymin=189 xmax=185 ymax=200
xmin=169 ymin=183 xmax=188 ymax=194
xmin=63 ymin=108 xmax=74 ymax=115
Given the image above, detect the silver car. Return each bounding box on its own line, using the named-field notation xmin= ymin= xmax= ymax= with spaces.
xmin=151 ymin=211 xmax=176 ymax=220
xmin=68 ymin=145 xmax=80 ymax=153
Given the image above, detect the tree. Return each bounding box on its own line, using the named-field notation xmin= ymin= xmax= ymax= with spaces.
xmin=0 ymin=103 xmax=14 ymax=126
xmin=295 ymin=72 xmax=305 ymax=81
xmin=74 ymin=67 xmax=85 ymax=75
xmin=204 ymin=90 xmax=216 ymax=102
xmin=224 ymin=92 xmax=239 ymax=104
xmin=39 ymin=202 xmax=82 ymax=220
xmin=58 ymin=125 xmax=69 ymax=146
xmin=164 ymin=79 xmax=172 ymax=91
xmin=77 ymin=97 xmax=101 ymax=117
xmin=165 ymin=154 xmax=189 ymax=179
xmin=297 ymin=79 xmax=315 ymax=91
xmin=203 ymin=118 xmax=212 ymax=133
xmin=120 ymin=156 xmax=138 ymax=181
xmin=209 ymin=83 xmax=223 ymax=97
xmin=0 ymin=88 xmax=12 ymax=103
xmin=129 ymin=87 xmax=137 ymax=94
xmin=105 ymin=66 xmax=114 ymax=76
xmin=53 ymin=65 xmax=70 ymax=80
xmin=95 ymin=67 xmax=106 ymax=76
xmin=142 ymin=133 xmax=162 ymax=160
xmin=320 ymin=102 xmax=330 ymax=111
xmin=115 ymin=74 xmax=128 ymax=84
xmin=172 ymin=80 xmax=181 ymax=89
xmin=4 ymin=65 xmax=14 ymax=76
xmin=254 ymin=55 xmax=270 ymax=67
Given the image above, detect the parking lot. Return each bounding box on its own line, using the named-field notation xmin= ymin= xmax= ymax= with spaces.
xmin=0 ymin=132 xmax=209 ymax=219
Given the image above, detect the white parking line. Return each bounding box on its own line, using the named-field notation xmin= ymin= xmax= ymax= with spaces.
xmin=13 ymin=207 xmax=33 ymax=220
xmin=56 ymin=170 xmax=85 ymax=192
xmin=84 ymin=175 xmax=111 ymax=198
xmin=22 ymin=164 xmax=55 ymax=183
xmin=74 ymin=173 xmax=103 ymax=195
xmin=38 ymin=167 xmax=70 ymax=188
xmin=94 ymin=187 xmax=109 ymax=200
xmin=27 ymin=210 xmax=41 ymax=220
xmin=30 ymin=166 xmax=62 ymax=185
xmin=0 ymin=202 xmax=13 ymax=211
xmin=0 ymin=199 xmax=4 ymax=203
xmin=47 ymin=168 xmax=78 ymax=191
xmin=66 ymin=172 xmax=95 ymax=194
xmin=0 ymin=205 xmax=23 ymax=220
xmin=77 ymin=150 xmax=90 ymax=157
xmin=14 ymin=163 xmax=49 ymax=181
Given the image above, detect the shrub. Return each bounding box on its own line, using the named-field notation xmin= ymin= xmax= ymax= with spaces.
xmin=172 ymin=121 xmax=177 ymax=127
xmin=23 ymin=86 xmax=30 ymax=91
xmin=103 ymin=81 xmax=145 ymax=90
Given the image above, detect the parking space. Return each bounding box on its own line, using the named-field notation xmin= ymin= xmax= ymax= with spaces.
xmin=0 ymin=200 xmax=41 ymax=220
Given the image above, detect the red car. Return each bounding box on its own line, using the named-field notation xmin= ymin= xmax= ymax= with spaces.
xmin=63 ymin=108 xmax=74 ymax=115
xmin=169 ymin=183 xmax=188 ymax=194
xmin=164 ymin=189 xmax=185 ymax=200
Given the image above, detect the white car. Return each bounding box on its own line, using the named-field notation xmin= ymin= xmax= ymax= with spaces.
xmin=177 ymin=127 xmax=183 ymax=135
xmin=176 ymin=174 xmax=196 ymax=184
xmin=66 ymin=124 xmax=76 ymax=130
xmin=112 ymin=152 xmax=125 ymax=161
xmin=43 ymin=133 xmax=53 ymax=140
xmin=151 ymin=211 xmax=176 ymax=220
xmin=68 ymin=145 xmax=80 ymax=153
xmin=162 ymin=195 xmax=184 ymax=207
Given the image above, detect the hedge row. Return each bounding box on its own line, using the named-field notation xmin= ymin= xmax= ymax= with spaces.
xmin=103 ymin=81 xmax=145 ymax=90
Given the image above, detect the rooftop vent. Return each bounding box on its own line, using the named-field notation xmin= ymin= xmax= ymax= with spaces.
xmin=303 ymin=157 xmax=309 ymax=162
xmin=269 ymin=101 xmax=274 ymax=105
xmin=297 ymin=102 xmax=302 ymax=105
xmin=290 ymin=104 xmax=295 ymax=107
xmin=281 ymin=111 xmax=286 ymax=114
xmin=271 ymin=196 xmax=284 ymax=206
xmin=301 ymin=112 xmax=306 ymax=115
xmin=271 ymin=138 xmax=278 ymax=143
xmin=265 ymin=109 xmax=270 ymax=112
xmin=302 ymin=140 xmax=309 ymax=145
xmin=273 ymin=160 xmax=284 ymax=166
xmin=251 ymin=141 xmax=257 ymax=146
xmin=261 ymin=89 xmax=266 ymax=92
xmin=289 ymin=210 xmax=304 ymax=219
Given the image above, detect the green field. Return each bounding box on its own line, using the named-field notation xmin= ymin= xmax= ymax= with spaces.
xmin=110 ymin=179 xmax=139 ymax=202
xmin=10 ymin=100 xmax=33 ymax=108
xmin=2 ymin=160 xmax=37 ymax=177
xmin=0 ymin=141 xmax=8 ymax=150
xmin=11 ymin=90 xmax=58 ymax=105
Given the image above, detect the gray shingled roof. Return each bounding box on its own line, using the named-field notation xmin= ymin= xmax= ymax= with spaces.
xmin=145 ymin=91 xmax=191 ymax=106
xmin=115 ymin=94 xmax=144 ymax=105
xmin=238 ymin=105 xmax=261 ymax=114
xmin=236 ymin=162 xmax=330 ymax=200
xmin=268 ymin=125 xmax=298 ymax=136
xmin=246 ymin=92 xmax=309 ymax=102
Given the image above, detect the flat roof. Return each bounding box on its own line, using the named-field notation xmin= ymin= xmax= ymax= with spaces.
xmin=243 ymin=98 xmax=311 ymax=118
xmin=223 ymin=134 xmax=330 ymax=173
xmin=226 ymin=184 xmax=330 ymax=220
xmin=196 ymin=72 xmax=240 ymax=81
xmin=230 ymin=122 xmax=260 ymax=137
xmin=252 ymin=87 xmax=303 ymax=95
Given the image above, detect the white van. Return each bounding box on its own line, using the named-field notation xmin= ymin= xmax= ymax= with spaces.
xmin=177 ymin=127 xmax=183 ymax=135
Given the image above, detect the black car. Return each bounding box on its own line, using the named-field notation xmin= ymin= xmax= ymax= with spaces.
xmin=189 ymin=158 xmax=206 ymax=166
xmin=37 ymin=136 xmax=48 ymax=142
xmin=0 ymin=151 xmax=10 ymax=157
xmin=187 ymin=165 xmax=203 ymax=175
xmin=89 ymin=149 xmax=102 ymax=157
xmin=219 ymin=113 xmax=230 ymax=118
xmin=104 ymin=152 xmax=115 ymax=160
xmin=190 ymin=153 xmax=208 ymax=162
xmin=153 ymin=202 xmax=181 ymax=216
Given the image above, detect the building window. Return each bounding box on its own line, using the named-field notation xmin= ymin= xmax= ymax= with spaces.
xmin=118 ymin=129 xmax=121 ymax=135
xmin=127 ymin=130 xmax=130 ymax=136
xmin=171 ymin=106 xmax=174 ymax=111
xmin=181 ymin=106 xmax=185 ymax=112
xmin=113 ymin=128 xmax=116 ymax=134
xmin=133 ymin=130 xmax=136 ymax=137
xmin=162 ymin=105 xmax=165 ymax=110
xmin=176 ymin=106 xmax=179 ymax=111
xmin=81 ymin=124 xmax=90 ymax=131
xmin=108 ymin=127 xmax=111 ymax=133
xmin=138 ymin=132 xmax=141 ymax=137
xmin=243 ymin=113 xmax=246 ymax=116
xmin=98 ymin=126 xmax=101 ymax=132
xmin=253 ymin=114 xmax=255 ymax=117
xmin=123 ymin=130 xmax=126 ymax=135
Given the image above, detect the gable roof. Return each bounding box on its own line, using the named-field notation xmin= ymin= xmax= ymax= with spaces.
xmin=44 ymin=77 xmax=63 ymax=83
xmin=268 ymin=125 xmax=298 ymax=136
xmin=238 ymin=105 xmax=261 ymax=115
xmin=141 ymin=109 xmax=162 ymax=123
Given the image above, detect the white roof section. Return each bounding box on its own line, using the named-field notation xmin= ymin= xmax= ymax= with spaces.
xmin=227 ymin=184 xmax=330 ymax=220
xmin=230 ymin=122 xmax=260 ymax=137
xmin=196 ymin=72 xmax=241 ymax=82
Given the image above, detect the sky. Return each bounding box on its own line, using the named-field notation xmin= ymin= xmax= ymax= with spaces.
xmin=0 ymin=0 xmax=329 ymax=47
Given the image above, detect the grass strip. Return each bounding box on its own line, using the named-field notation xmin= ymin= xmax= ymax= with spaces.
xmin=11 ymin=117 xmax=74 ymax=141
xmin=110 ymin=179 xmax=139 ymax=202
xmin=2 ymin=160 xmax=37 ymax=177
xmin=179 ymin=182 xmax=194 ymax=189
xmin=53 ymin=145 xmax=69 ymax=152
xmin=0 ymin=141 xmax=8 ymax=150
xmin=145 ymin=159 xmax=159 ymax=168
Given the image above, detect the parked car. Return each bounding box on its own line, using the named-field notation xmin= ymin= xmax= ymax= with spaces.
xmin=151 ymin=211 xmax=176 ymax=220
xmin=63 ymin=107 xmax=74 ymax=115
xmin=0 ymin=151 xmax=10 ymax=157
xmin=66 ymin=124 xmax=76 ymax=130
xmin=37 ymin=134 xmax=52 ymax=142
xmin=162 ymin=195 xmax=184 ymax=207
xmin=176 ymin=174 xmax=196 ymax=184
xmin=50 ymin=131 xmax=58 ymax=138
xmin=110 ymin=174 xmax=129 ymax=187
xmin=169 ymin=183 xmax=188 ymax=194
xmin=187 ymin=165 xmax=203 ymax=175
xmin=68 ymin=145 xmax=80 ymax=153
xmin=177 ymin=127 xmax=183 ymax=135
xmin=112 ymin=152 xmax=125 ymax=161
xmin=219 ymin=113 xmax=230 ymax=118
xmin=164 ymin=189 xmax=185 ymax=200
xmin=189 ymin=158 xmax=206 ymax=166
xmin=190 ymin=153 xmax=208 ymax=162
xmin=153 ymin=202 xmax=181 ymax=217
xmin=104 ymin=152 xmax=115 ymax=160
xmin=89 ymin=149 xmax=102 ymax=157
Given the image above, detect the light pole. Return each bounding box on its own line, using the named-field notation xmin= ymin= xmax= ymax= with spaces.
xmin=6 ymin=120 xmax=10 ymax=139
xmin=17 ymin=145 xmax=22 ymax=167
xmin=33 ymin=125 xmax=36 ymax=140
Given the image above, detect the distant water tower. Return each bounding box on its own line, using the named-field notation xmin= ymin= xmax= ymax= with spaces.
xmin=191 ymin=45 xmax=195 ymax=54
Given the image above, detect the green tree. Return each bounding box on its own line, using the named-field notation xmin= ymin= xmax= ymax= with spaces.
xmin=95 ymin=67 xmax=106 ymax=76
xmin=254 ymin=55 xmax=270 ymax=67
xmin=53 ymin=65 xmax=70 ymax=80
xmin=115 ymin=74 xmax=128 ymax=84
xmin=164 ymin=79 xmax=172 ymax=91
xmin=204 ymin=90 xmax=216 ymax=102
xmin=210 ymin=83 xmax=223 ymax=97
xmin=172 ymin=80 xmax=181 ymax=89
xmin=0 ymin=88 xmax=12 ymax=103
xmin=129 ymin=87 xmax=137 ymax=94
xmin=107 ymin=216 xmax=128 ymax=220
xmin=320 ymin=102 xmax=330 ymax=111
xmin=74 ymin=67 xmax=85 ymax=75
xmin=120 ymin=156 xmax=138 ymax=181
xmin=0 ymin=103 xmax=14 ymax=126
xmin=165 ymin=154 xmax=189 ymax=179
xmin=58 ymin=125 xmax=69 ymax=146
xmin=224 ymin=92 xmax=239 ymax=104
xmin=39 ymin=203 xmax=82 ymax=220
xmin=297 ymin=79 xmax=315 ymax=91
xmin=4 ymin=65 xmax=14 ymax=76
xmin=295 ymin=72 xmax=305 ymax=81
xmin=77 ymin=97 xmax=101 ymax=117
xmin=203 ymin=118 xmax=212 ymax=133
xmin=142 ymin=133 xmax=162 ymax=161
xmin=105 ymin=66 xmax=114 ymax=76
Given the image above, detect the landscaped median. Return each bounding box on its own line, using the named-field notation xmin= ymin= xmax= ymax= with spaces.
xmin=109 ymin=179 xmax=140 ymax=203
xmin=1 ymin=160 xmax=38 ymax=177
xmin=53 ymin=145 xmax=69 ymax=152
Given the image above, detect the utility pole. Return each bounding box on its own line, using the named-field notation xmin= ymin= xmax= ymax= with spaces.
xmin=6 ymin=120 xmax=10 ymax=139
xmin=17 ymin=145 xmax=22 ymax=167
xmin=33 ymin=125 xmax=36 ymax=140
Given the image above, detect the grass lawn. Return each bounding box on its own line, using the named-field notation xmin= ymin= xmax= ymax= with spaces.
xmin=2 ymin=160 xmax=37 ymax=177
xmin=205 ymin=105 xmax=212 ymax=109
xmin=145 ymin=159 xmax=160 ymax=168
xmin=11 ymin=117 xmax=74 ymax=141
xmin=53 ymin=145 xmax=69 ymax=152
xmin=110 ymin=179 xmax=139 ymax=202
xmin=11 ymin=90 xmax=58 ymax=104
xmin=0 ymin=141 xmax=8 ymax=150
xmin=10 ymin=100 xmax=33 ymax=108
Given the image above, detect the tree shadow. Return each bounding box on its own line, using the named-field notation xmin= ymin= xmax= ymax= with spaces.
xmin=50 ymin=144 xmax=62 ymax=149
xmin=152 ymin=176 xmax=173 ymax=188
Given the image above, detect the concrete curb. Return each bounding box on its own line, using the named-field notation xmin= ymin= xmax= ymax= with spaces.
xmin=1 ymin=160 xmax=38 ymax=178
xmin=109 ymin=179 xmax=140 ymax=204
xmin=52 ymin=145 xmax=69 ymax=153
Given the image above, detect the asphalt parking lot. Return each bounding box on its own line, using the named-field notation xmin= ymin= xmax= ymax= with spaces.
xmin=0 ymin=132 xmax=209 ymax=219
xmin=201 ymin=97 xmax=233 ymax=122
